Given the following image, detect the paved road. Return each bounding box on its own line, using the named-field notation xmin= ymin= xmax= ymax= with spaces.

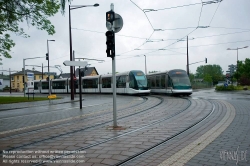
xmin=0 ymin=90 xmax=249 ymax=166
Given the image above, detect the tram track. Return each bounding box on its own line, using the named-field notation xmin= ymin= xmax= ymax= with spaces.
xmin=30 ymin=96 xmax=194 ymax=165
xmin=114 ymin=99 xmax=215 ymax=166
xmin=0 ymin=96 xmax=163 ymax=154
xmin=0 ymin=96 xmax=147 ymax=137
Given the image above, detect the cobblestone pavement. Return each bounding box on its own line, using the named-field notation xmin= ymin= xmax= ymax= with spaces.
xmin=0 ymin=92 xmax=249 ymax=166
xmin=184 ymin=100 xmax=250 ymax=166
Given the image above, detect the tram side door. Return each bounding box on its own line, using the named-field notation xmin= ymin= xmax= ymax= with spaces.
xmin=117 ymin=76 xmax=126 ymax=94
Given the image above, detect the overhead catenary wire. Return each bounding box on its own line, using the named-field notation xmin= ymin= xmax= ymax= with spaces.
xmin=72 ymin=27 xmax=250 ymax=43
xmin=208 ymin=0 xmax=221 ymax=26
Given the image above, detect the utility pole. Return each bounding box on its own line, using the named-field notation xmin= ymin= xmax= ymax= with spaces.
xmin=187 ymin=36 xmax=189 ymax=76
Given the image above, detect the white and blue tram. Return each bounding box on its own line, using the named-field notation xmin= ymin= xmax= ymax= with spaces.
xmin=29 ymin=70 xmax=150 ymax=95
xmin=147 ymin=69 xmax=192 ymax=96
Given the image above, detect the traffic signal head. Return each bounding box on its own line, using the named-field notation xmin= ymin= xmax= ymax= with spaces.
xmin=205 ymin=58 xmax=207 ymax=63
xmin=106 ymin=31 xmax=115 ymax=58
xmin=46 ymin=53 xmax=49 ymax=60
xmin=106 ymin=11 xmax=115 ymax=24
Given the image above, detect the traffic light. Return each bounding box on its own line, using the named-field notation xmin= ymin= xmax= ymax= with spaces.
xmin=106 ymin=11 xmax=115 ymax=24
xmin=205 ymin=58 xmax=207 ymax=63
xmin=46 ymin=53 xmax=49 ymax=60
xmin=106 ymin=31 xmax=115 ymax=58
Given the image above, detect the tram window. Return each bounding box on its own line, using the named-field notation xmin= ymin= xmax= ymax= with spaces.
xmin=34 ymin=82 xmax=39 ymax=90
xmin=151 ymin=76 xmax=156 ymax=87
xmin=147 ymin=78 xmax=151 ymax=88
xmin=156 ymin=76 xmax=160 ymax=88
xmin=117 ymin=76 xmax=126 ymax=88
xmin=161 ymin=75 xmax=166 ymax=88
xmin=168 ymin=76 xmax=172 ymax=87
xmin=42 ymin=82 xmax=49 ymax=89
xmin=52 ymin=81 xmax=65 ymax=89
xmin=102 ymin=78 xmax=111 ymax=88
xmin=129 ymin=73 xmax=135 ymax=88
xmin=83 ymin=79 xmax=98 ymax=88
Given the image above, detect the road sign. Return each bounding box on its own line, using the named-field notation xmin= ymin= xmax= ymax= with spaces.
xmin=106 ymin=13 xmax=123 ymax=33
xmin=27 ymin=72 xmax=34 ymax=81
xmin=44 ymin=72 xmax=56 ymax=76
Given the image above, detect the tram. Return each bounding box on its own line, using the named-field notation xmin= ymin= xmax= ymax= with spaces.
xmin=147 ymin=69 xmax=192 ymax=96
xmin=28 ymin=70 xmax=150 ymax=95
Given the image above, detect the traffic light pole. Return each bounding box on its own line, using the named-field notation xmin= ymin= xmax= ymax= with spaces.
xmin=111 ymin=4 xmax=117 ymax=128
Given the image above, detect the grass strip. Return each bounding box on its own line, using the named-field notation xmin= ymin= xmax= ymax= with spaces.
xmin=0 ymin=96 xmax=58 ymax=104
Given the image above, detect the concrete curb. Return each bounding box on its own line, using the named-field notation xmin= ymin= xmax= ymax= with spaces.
xmin=0 ymin=99 xmax=84 ymax=112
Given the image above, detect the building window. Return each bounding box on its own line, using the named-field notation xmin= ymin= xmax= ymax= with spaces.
xmin=39 ymin=76 xmax=42 ymax=79
xmin=11 ymin=76 xmax=14 ymax=81
xmin=12 ymin=83 xmax=15 ymax=87
xmin=17 ymin=76 xmax=19 ymax=81
xmin=17 ymin=83 xmax=19 ymax=88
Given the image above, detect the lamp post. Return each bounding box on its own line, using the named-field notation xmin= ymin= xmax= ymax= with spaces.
xmin=47 ymin=39 xmax=55 ymax=96
xmin=227 ymin=46 xmax=248 ymax=86
xmin=144 ymin=55 xmax=147 ymax=74
xmin=69 ymin=3 xmax=99 ymax=100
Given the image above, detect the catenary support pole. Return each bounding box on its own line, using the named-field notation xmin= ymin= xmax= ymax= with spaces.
xmin=187 ymin=36 xmax=189 ymax=76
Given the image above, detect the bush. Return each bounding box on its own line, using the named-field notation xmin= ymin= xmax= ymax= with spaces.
xmin=3 ymin=86 xmax=10 ymax=90
xmin=215 ymin=85 xmax=235 ymax=91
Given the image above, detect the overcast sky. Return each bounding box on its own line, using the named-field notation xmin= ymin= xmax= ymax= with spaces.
xmin=1 ymin=0 xmax=250 ymax=76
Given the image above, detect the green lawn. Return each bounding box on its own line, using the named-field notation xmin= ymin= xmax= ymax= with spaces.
xmin=0 ymin=96 xmax=57 ymax=104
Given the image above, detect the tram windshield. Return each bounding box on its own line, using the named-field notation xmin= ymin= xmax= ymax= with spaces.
xmin=129 ymin=71 xmax=148 ymax=90
xmin=169 ymin=71 xmax=191 ymax=89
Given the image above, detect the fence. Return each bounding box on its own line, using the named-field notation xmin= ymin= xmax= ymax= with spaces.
xmin=191 ymin=81 xmax=213 ymax=89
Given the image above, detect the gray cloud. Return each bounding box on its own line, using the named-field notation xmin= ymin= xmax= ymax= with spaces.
xmin=2 ymin=0 xmax=250 ymax=76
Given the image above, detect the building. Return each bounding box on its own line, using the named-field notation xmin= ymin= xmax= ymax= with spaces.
xmin=0 ymin=75 xmax=10 ymax=91
xmin=61 ymin=67 xmax=99 ymax=78
xmin=11 ymin=69 xmax=54 ymax=92
xmin=76 ymin=67 xmax=99 ymax=77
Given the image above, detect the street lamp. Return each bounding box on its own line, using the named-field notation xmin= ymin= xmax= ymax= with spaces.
xmin=47 ymin=39 xmax=55 ymax=96
xmin=144 ymin=55 xmax=147 ymax=74
xmin=227 ymin=46 xmax=248 ymax=86
xmin=69 ymin=3 xmax=99 ymax=100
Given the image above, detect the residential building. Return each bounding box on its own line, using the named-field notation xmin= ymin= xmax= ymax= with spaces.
xmin=11 ymin=69 xmax=54 ymax=92
xmin=76 ymin=67 xmax=99 ymax=77
xmin=61 ymin=67 xmax=99 ymax=78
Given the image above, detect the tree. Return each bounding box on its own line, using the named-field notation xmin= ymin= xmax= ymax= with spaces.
xmin=0 ymin=0 xmax=60 ymax=64
xmin=203 ymin=74 xmax=213 ymax=83
xmin=189 ymin=73 xmax=195 ymax=82
xmin=196 ymin=64 xmax=223 ymax=84
xmin=237 ymin=58 xmax=250 ymax=85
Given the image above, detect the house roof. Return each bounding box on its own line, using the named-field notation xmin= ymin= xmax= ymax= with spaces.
xmin=0 ymin=75 xmax=10 ymax=80
xmin=75 ymin=67 xmax=99 ymax=77
xmin=12 ymin=69 xmax=42 ymax=75
xmin=60 ymin=73 xmax=71 ymax=78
